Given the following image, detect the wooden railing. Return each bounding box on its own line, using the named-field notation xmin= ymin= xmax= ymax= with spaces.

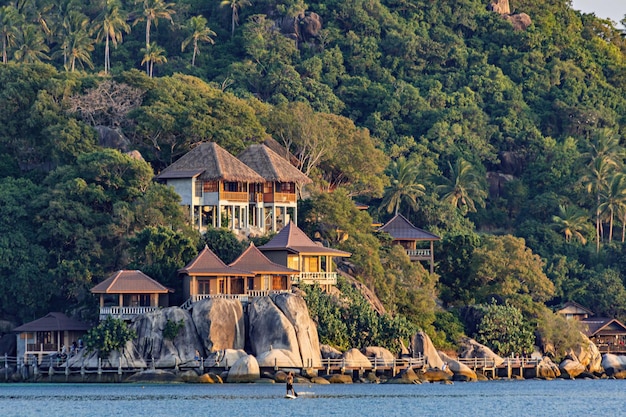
xmin=249 ymin=193 xmax=263 ymax=203
xmin=99 ymin=306 xmax=159 ymax=320
xmin=292 ymin=272 xmax=337 ymax=285
xmin=457 ymin=357 xmax=541 ymax=368
xmin=264 ymin=192 xmax=296 ymax=203
xmin=220 ymin=191 xmax=248 ymax=202
xmin=181 ymin=290 xmax=291 ymax=310
xmin=406 ymin=249 xmax=431 ymax=257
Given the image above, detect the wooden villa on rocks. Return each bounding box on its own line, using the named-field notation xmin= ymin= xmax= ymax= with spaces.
xmin=259 ymin=221 xmax=351 ymax=290
xmin=156 ymin=142 xmax=312 ymax=235
xmin=91 ymin=270 xmax=172 ymax=321
xmin=13 ymin=312 xmax=90 ymax=362
xmin=229 ymin=243 xmax=299 ymax=294
xmin=557 ymin=301 xmax=626 ymax=353
xmin=378 ymin=214 xmax=440 ymax=274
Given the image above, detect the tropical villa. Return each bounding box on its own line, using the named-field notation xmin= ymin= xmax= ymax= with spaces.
xmin=90 ymin=270 xmax=172 ymax=320
xmin=229 ymin=243 xmax=299 ymax=294
xmin=13 ymin=312 xmax=90 ymax=362
xmin=259 ymin=221 xmax=351 ymax=291
xmin=155 ymin=142 xmax=312 ymax=235
xmin=378 ymin=214 xmax=440 ymax=274
xmin=557 ymin=301 xmax=626 ymax=354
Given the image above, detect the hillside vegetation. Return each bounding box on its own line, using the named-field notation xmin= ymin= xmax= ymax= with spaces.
xmin=1 ymin=0 xmax=626 ymax=354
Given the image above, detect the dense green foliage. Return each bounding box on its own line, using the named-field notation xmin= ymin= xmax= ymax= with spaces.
xmin=474 ymin=301 xmax=535 ymax=357
xmin=1 ymin=0 xmax=626 ymax=354
xmin=83 ymin=316 xmax=137 ymax=358
xmin=163 ymin=318 xmax=185 ymax=341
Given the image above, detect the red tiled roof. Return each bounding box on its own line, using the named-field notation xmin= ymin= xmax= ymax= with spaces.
xmin=259 ymin=221 xmax=351 ymax=257
xmin=91 ymin=270 xmax=171 ymax=294
xmin=179 ymin=245 xmax=253 ymax=276
xmin=378 ymin=214 xmax=440 ymax=241
xmin=13 ymin=312 xmax=90 ymax=333
xmin=229 ymin=243 xmax=299 ymax=274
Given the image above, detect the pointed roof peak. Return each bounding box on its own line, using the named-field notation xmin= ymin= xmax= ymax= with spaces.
xmin=91 ymin=270 xmax=171 ymax=294
xmin=378 ymin=214 xmax=440 ymax=241
xmin=259 ymin=221 xmax=351 ymax=257
xmin=179 ymin=245 xmax=253 ymax=276
xmin=238 ymin=144 xmax=312 ymax=184
xmin=230 ymin=243 xmax=298 ymax=274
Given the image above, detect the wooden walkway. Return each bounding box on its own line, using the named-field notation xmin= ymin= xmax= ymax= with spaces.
xmin=458 ymin=357 xmax=542 ymax=378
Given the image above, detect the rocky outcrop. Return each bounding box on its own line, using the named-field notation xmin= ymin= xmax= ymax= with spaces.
xmin=487 ymin=0 xmax=510 ymax=15
xmin=386 ymin=367 xmax=420 ymax=384
xmin=320 ymin=344 xmax=343 ymax=359
xmin=275 ymin=11 xmax=322 ymax=43
xmin=411 ymin=331 xmax=445 ymax=369
xmin=536 ymin=357 xmax=561 ymax=379
xmin=248 ymin=295 xmax=321 ymax=368
xmin=125 ymin=369 xmax=182 ymax=383
xmin=271 ymin=293 xmax=322 ymax=368
xmin=568 ymin=334 xmax=603 ymax=374
xmin=559 ymin=358 xmax=586 ymax=379
xmin=601 ymin=354 xmax=626 ymax=377
xmin=362 ymin=346 xmax=395 ymax=366
xmin=458 ymin=338 xmax=505 ymax=367
xmin=227 ymin=354 xmax=260 ymax=383
xmin=343 ymin=348 xmax=372 ymax=369
xmin=256 ymin=348 xmax=300 ymax=368
xmin=504 ymin=13 xmax=532 ymax=31
xmin=439 ymin=351 xmax=477 ymax=382
xmin=68 ymin=341 xmax=146 ymax=369
xmin=192 ymin=298 xmax=245 ymax=354
xmin=132 ymin=307 xmax=202 ymax=367
xmin=216 ymin=348 xmax=247 ymax=368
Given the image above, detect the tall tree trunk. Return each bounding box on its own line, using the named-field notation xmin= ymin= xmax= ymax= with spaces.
xmin=104 ymin=34 xmax=110 ymax=74
xmin=145 ymin=18 xmax=151 ymax=74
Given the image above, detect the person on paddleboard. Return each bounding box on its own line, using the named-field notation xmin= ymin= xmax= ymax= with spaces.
xmin=286 ymin=372 xmax=297 ymax=397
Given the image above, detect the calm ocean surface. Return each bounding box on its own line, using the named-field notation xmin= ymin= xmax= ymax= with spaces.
xmin=1 ymin=379 xmax=625 ymax=417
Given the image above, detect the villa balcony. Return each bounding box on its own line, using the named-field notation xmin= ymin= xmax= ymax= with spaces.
xmin=406 ymin=249 xmax=431 ymax=261
xmin=99 ymin=306 xmax=160 ymax=321
xmin=264 ymin=193 xmax=297 ymax=204
xmin=220 ymin=191 xmax=248 ymax=202
xmin=180 ymin=290 xmax=291 ymax=310
xmin=291 ymin=272 xmax=338 ymax=286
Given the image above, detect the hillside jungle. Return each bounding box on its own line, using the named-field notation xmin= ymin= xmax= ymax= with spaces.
xmin=1 ymin=0 xmax=626 ymax=359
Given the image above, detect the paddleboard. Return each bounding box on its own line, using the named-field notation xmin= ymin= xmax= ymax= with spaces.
xmin=285 ymin=394 xmax=297 ymax=399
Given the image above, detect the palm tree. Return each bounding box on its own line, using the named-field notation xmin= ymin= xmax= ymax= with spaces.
xmin=133 ymin=0 xmax=175 ymax=74
xmin=60 ymin=11 xmax=94 ymax=72
xmin=141 ymin=41 xmax=166 ymax=77
xmin=581 ymin=156 xmax=618 ymax=252
xmin=582 ymin=128 xmax=624 ymax=168
xmin=436 ymin=158 xmax=487 ymax=214
xmin=598 ymin=172 xmax=626 ymax=243
xmin=95 ymin=0 xmax=130 ymax=74
xmin=0 ymin=5 xmax=21 ymax=63
xmin=380 ymin=156 xmax=426 ymax=215
xmin=13 ymin=24 xmax=49 ymax=63
xmin=551 ymin=204 xmax=590 ymax=244
xmin=181 ymin=15 xmax=215 ymax=67
xmin=220 ymin=0 xmax=251 ymax=39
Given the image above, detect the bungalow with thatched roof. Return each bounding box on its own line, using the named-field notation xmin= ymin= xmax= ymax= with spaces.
xmin=378 ymin=214 xmax=440 ymax=274
xmin=13 ymin=312 xmax=90 ymax=362
xmin=178 ymin=245 xmax=254 ymax=308
xmin=581 ymin=317 xmax=626 ymax=354
xmin=237 ymin=144 xmax=312 ymax=233
xmin=91 ymin=270 xmax=172 ymax=320
xmin=229 ymin=243 xmax=299 ymax=294
xmin=156 ymin=142 xmax=265 ymax=233
xmin=259 ymin=221 xmax=351 ymax=290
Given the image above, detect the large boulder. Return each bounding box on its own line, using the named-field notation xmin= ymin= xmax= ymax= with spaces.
xmin=487 ymin=0 xmax=510 ymax=15
xmin=248 ymin=296 xmax=302 ymax=367
xmin=192 ymin=298 xmax=245 ymax=354
xmin=386 ymin=367 xmax=420 ymax=384
xmin=216 ymin=349 xmax=247 ymax=368
xmin=411 ymin=331 xmax=445 ymax=369
xmin=68 ymin=341 xmax=146 ymax=369
xmin=342 ymin=348 xmax=372 ymax=369
xmin=256 ymin=348 xmax=300 ymax=368
xmin=131 ymin=307 xmax=202 ymax=368
xmin=536 ymin=357 xmax=561 ymax=379
xmin=568 ymin=333 xmax=603 ymax=374
xmin=458 ymin=337 xmax=505 ymax=367
xmin=601 ymin=354 xmax=626 ymax=377
xmin=320 ymin=344 xmax=343 ymax=359
xmin=504 ymin=13 xmax=532 ymax=31
xmin=439 ymin=351 xmax=477 ymax=382
xmin=559 ymin=358 xmax=586 ymax=379
xmin=124 ymin=369 xmax=182 ymax=383
xmin=271 ymin=293 xmax=322 ymax=368
xmin=227 ymin=354 xmax=260 ymax=383
xmin=362 ymin=346 xmax=395 ymax=367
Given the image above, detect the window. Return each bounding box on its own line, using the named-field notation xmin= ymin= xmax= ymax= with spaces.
xmin=203 ymin=181 xmax=218 ymax=192
xmin=199 ymin=280 xmax=210 ymax=294
xmin=247 ymin=278 xmax=255 ymax=291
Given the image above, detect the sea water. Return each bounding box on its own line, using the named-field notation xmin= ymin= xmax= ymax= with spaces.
xmin=1 ymin=379 xmax=625 ymax=417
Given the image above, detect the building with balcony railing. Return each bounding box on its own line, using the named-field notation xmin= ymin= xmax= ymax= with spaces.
xmin=156 ymin=142 xmax=312 ymax=235
xmin=13 ymin=312 xmax=90 ymax=363
xmin=259 ymin=221 xmax=351 ymax=292
xmin=378 ymin=214 xmax=440 ymax=274
xmin=91 ymin=270 xmax=172 ymax=321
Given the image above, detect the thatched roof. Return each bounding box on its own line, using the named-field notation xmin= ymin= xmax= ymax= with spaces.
xmin=238 ymin=144 xmax=312 ymax=184
xmin=262 ymin=137 xmax=299 ymax=166
xmin=14 ymin=312 xmax=90 ymax=333
xmin=179 ymin=245 xmax=253 ymax=277
xmin=156 ymin=142 xmax=265 ymax=183
xmin=259 ymin=221 xmax=351 ymax=257
xmin=230 ymin=243 xmax=299 ymax=274
xmin=91 ymin=270 xmax=171 ymax=294
xmin=378 ymin=214 xmax=440 ymax=241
